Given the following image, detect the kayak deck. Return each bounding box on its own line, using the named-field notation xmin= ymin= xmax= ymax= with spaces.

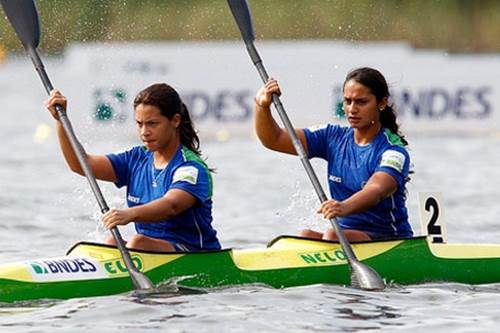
xmin=2 ymin=235 xmax=500 ymax=303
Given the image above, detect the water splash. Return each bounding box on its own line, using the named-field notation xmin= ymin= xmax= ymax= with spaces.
xmin=276 ymin=180 xmax=325 ymax=232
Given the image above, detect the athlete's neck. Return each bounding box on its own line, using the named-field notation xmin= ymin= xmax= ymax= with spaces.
xmin=354 ymin=122 xmax=381 ymax=145
xmin=153 ymin=139 xmax=181 ymax=168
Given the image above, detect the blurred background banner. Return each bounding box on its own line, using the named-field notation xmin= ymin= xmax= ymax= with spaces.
xmin=1 ymin=40 xmax=499 ymax=141
xmin=1 ymin=0 xmax=499 ymax=141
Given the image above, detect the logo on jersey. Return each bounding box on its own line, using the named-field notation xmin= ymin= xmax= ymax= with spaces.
xmin=329 ymin=174 xmax=342 ymax=183
xmin=127 ymin=194 xmax=140 ymax=203
xmin=380 ymin=150 xmax=406 ymax=173
xmin=173 ymin=166 xmax=199 ymax=185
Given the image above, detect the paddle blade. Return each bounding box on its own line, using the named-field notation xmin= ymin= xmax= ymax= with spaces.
xmin=227 ymin=0 xmax=255 ymax=42
xmin=130 ymin=269 xmax=155 ymax=290
xmin=0 ymin=0 xmax=40 ymax=49
xmin=350 ymin=259 xmax=385 ymax=291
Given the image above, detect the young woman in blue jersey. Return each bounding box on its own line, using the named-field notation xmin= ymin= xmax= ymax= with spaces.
xmin=46 ymin=83 xmax=221 ymax=252
xmin=254 ymin=67 xmax=413 ymax=241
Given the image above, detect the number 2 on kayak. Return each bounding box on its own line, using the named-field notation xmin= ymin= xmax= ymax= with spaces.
xmin=418 ymin=192 xmax=448 ymax=243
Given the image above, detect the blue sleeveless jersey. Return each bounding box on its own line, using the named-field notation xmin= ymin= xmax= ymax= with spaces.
xmin=106 ymin=145 xmax=221 ymax=250
xmin=303 ymin=124 xmax=413 ymax=238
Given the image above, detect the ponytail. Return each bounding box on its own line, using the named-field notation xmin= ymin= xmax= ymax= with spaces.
xmin=179 ymin=103 xmax=201 ymax=155
xmin=380 ymin=105 xmax=408 ymax=146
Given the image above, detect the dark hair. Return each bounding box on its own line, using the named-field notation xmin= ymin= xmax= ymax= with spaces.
xmin=133 ymin=83 xmax=201 ymax=154
xmin=343 ymin=67 xmax=408 ymax=146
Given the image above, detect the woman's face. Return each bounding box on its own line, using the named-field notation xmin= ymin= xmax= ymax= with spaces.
xmin=343 ymin=79 xmax=387 ymax=130
xmin=135 ymin=103 xmax=180 ymax=151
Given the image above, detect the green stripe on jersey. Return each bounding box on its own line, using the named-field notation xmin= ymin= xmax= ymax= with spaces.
xmin=181 ymin=146 xmax=213 ymax=197
xmin=383 ymin=128 xmax=405 ymax=147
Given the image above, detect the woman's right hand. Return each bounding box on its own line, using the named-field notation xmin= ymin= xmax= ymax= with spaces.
xmin=317 ymin=199 xmax=351 ymax=220
xmin=255 ymin=78 xmax=281 ymax=109
xmin=45 ymin=89 xmax=67 ymax=121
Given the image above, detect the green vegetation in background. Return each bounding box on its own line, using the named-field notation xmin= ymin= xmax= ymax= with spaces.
xmin=1 ymin=0 xmax=500 ymax=54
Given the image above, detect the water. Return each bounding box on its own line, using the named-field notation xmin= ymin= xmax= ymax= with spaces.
xmin=1 ymin=56 xmax=500 ymax=332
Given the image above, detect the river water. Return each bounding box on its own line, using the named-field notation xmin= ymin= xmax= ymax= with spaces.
xmin=1 ymin=56 xmax=500 ymax=332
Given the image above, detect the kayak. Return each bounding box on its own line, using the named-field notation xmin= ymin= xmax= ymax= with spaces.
xmin=2 ymin=234 xmax=500 ymax=303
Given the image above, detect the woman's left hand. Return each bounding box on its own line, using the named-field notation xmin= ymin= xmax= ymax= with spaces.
xmin=255 ymin=78 xmax=281 ymax=109
xmin=102 ymin=209 xmax=134 ymax=229
xmin=317 ymin=200 xmax=350 ymax=220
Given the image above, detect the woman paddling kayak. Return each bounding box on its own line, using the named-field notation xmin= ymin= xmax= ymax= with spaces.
xmin=254 ymin=67 xmax=413 ymax=242
xmin=46 ymin=83 xmax=221 ymax=252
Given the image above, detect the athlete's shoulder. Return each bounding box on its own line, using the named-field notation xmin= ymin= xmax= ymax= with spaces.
xmin=175 ymin=146 xmax=212 ymax=177
xmin=173 ymin=147 xmax=213 ymax=194
xmin=375 ymin=131 xmax=410 ymax=169
xmin=379 ymin=149 xmax=408 ymax=174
